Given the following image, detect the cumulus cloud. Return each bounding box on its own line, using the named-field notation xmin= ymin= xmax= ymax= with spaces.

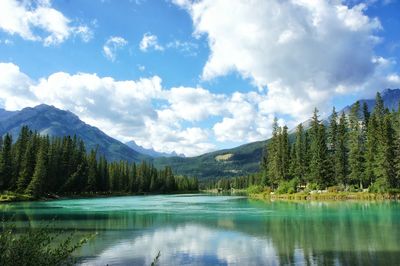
xmin=173 ymin=0 xmax=390 ymax=119
xmin=82 ymin=224 xmax=279 ymax=265
xmin=0 ymin=0 xmax=92 ymax=46
xmin=0 ymin=62 xmax=282 ymax=156
xmin=139 ymin=33 xmax=164 ymax=52
xmin=103 ymin=36 xmax=128 ymax=61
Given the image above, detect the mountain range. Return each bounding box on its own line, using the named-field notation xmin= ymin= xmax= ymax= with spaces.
xmin=0 ymin=104 xmax=150 ymax=162
xmin=125 ymin=140 xmax=185 ymax=158
xmin=0 ymin=88 xmax=399 ymax=180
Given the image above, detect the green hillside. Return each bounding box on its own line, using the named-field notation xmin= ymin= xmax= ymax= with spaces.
xmin=154 ymin=139 xmax=268 ymax=180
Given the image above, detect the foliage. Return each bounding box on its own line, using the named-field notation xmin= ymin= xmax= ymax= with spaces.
xmin=260 ymin=92 xmax=400 ymax=191
xmin=276 ymin=179 xmax=298 ymax=194
xmin=369 ymin=177 xmax=390 ymax=193
xmin=0 ymin=126 xmax=199 ymax=198
xmin=0 ymin=222 xmax=89 ymax=266
xmin=246 ymin=185 xmax=264 ymax=194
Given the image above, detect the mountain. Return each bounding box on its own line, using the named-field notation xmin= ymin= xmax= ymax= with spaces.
xmin=125 ymin=140 xmax=185 ymax=158
xmin=340 ymin=88 xmax=400 ymax=115
xmin=155 ymin=88 xmax=400 ymax=180
xmin=0 ymin=104 xmax=150 ymax=162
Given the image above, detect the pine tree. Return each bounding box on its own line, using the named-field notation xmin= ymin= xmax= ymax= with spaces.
xmin=280 ymin=125 xmax=290 ymax=180
xmin=309 ymin=108 xmax=329 ymax=188
xmin=25 ymin=140 xmax=48 ymax=197
xmin=375 ymin=113 xmax=396 ymax=187
xmin=17 ymin=135 xmax=38 ymax=192
xmin=291 ymin=124 xmax=306 ymax=184
xmin=363 ymin=102 xmax=370 ymax=128
xmin=0 ymin=134 xmax=13 ymax=191
xmin=348 ymin=101 xmax=364 ymax=188
xmin=267 ymin=118 xmax=281 ymax=188
xmin=86 ymin=149 xmax=98 ymax=192
xmin=336 ymin=112 xmax=348 ymax=186
xmin=11 ymin=126 xmax=31 ymax=190
xmin=328 ymin=108 xmax=338 ymax=183
xmin=365 ymin=114 xmax=378 ymax=186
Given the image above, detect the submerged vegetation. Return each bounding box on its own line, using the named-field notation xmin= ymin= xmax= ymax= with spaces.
xmin=0 ymin=126 xmax=198 ymax=201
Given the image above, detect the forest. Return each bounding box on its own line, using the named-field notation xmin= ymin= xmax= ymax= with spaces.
xmin=206 ymin=92 xmax=400 ymax=194
xmin=0 ymin=126 xmax=198 ymax=198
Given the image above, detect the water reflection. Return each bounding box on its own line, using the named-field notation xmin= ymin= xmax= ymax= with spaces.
xmin=1 ymin=195 xmax=400 ymax=265
xmin=80 ymin=224 xmax=279 ymax=266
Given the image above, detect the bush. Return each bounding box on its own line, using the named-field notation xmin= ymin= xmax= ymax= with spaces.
xmin=369 ymin=178 xmax=390 ymax=193
xmin=0 ymin=222 xmax=91 ymax=266
xmin=307 ymin=182 xmax=319 ymax=191
xmin=276 ymin=179 xmax=298 ymax=194
xmin=246 ymin=185 xmax=264 ymax=194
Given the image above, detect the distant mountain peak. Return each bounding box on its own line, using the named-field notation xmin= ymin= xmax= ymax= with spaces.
xmin=125 ymin=140 xmax=185 ymax=158
xmin=0 ymin=104 xmax=151 ymax=162
xmin=381 ymin=88 xmax=400 ymax=97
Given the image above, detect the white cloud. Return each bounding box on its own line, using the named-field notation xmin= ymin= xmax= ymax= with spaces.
xmin=139 ymin=33 xmax=164 ymax=52
xmin=103 ymin=36 xmax=128 ymax=61
xmin=0 ymin=62 xmax=281 ymax=156
xmin=166 ymin=40 xmax=198 ymax=56
xmin=0 ymin=39 xmax=13 ymax=45
xmin=0 ymin=0 xmax=92 ymax=46
xmin=173 ymin=0 xmax=388 ymax=119
xmin=82 ymin=224 xmax=279 ymax=266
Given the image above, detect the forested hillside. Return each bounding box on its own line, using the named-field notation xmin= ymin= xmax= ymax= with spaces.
xmin=207 ymin=92 xmax=400 ymax=193
xmin=0 ymin=126 xmax=198 ymax=198
xmin=0 ymin=104 xmax=149 ymax=162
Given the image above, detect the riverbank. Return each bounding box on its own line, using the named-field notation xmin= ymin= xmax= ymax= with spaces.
xmin=249 ymin=191 xmax=400 ymax=201
xmin=0 ymin=190 xmax=200 ymax=203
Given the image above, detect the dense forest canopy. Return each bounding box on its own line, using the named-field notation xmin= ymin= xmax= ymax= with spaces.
xmin=207 ymin=92 xmax=400 ymax=194
xmin=0 ymin=126 xmax=198 ymax=198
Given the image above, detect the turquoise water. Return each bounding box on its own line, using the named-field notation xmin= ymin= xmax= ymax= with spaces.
xmin=1 ymin=194 xmax=400 ymax=265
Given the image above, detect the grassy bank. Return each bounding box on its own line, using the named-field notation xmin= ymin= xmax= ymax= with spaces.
xmin=249 ymin=191 xmax=400 ymax=201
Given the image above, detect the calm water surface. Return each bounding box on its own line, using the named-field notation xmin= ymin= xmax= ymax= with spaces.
xmin=1 ymin=194 xmax=400 ymax=265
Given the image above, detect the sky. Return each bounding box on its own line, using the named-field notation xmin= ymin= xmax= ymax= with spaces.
xmin=0 ymin=0 xmax=400 ymax=157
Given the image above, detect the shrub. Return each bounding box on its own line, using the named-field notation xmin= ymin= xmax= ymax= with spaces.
xmin=276 ymin=179 xmax=298 ymax=194
xmin=0 ymin=222 xmax=91 ymax=266
xmin=369 ymin=178 xmax=390 ymax=193
xmin=247 ymin=185 xmax=264 ymax=194
xmin=307 ymin=182 xmax=319 ymax=191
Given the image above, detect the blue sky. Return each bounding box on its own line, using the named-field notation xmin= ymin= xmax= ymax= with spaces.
xmin=0 ymin=0 xmax=399 ymax=156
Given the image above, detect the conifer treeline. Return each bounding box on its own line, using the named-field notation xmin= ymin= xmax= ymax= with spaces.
xmin=206 ymin=92 xmax=400 ymax=193
xmin=0 ymin=126 xmax=198 ymax=197
xmin=262 ymin=92 xmax=400 ymax=192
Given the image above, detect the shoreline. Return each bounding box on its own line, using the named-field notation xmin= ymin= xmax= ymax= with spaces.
xmin=248 ymin=191 xmax=400 ymax=201
xmin=0 ymin=191 xmax=200 ymax=203
xmin=2 ymin=190 xmax=399 ymax=203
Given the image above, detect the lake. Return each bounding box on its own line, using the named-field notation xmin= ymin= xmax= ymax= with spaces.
xmin=1 ymin=194 xmax=400 ymax=265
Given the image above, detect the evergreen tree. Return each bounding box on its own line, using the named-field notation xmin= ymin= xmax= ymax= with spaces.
xmin=309 ymin=108 xmax=329 ymax=188
xmin=17 ymin=135 xmax=38 ymax=192
xmin=348 ymin=101 xmax=364 ymax=188
xmin=267 ymin=118 xmax=281 ymax=188
xmin=365 ymin=114 xmax=378 ymax=186
xmin=280 ymin=126 xmax=290 ymax=180
xmin=25 ymin=140 xmax=48 ymax=197
xmin=0 ymin=134 xmax=13 ymax=191
xmin=336 ymin=112 xmax=348 ymax=186
xmin=86 ymin=149 xmax=98 ymax=192
xmin=291 ymin=124 xmax=306 ymax=184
